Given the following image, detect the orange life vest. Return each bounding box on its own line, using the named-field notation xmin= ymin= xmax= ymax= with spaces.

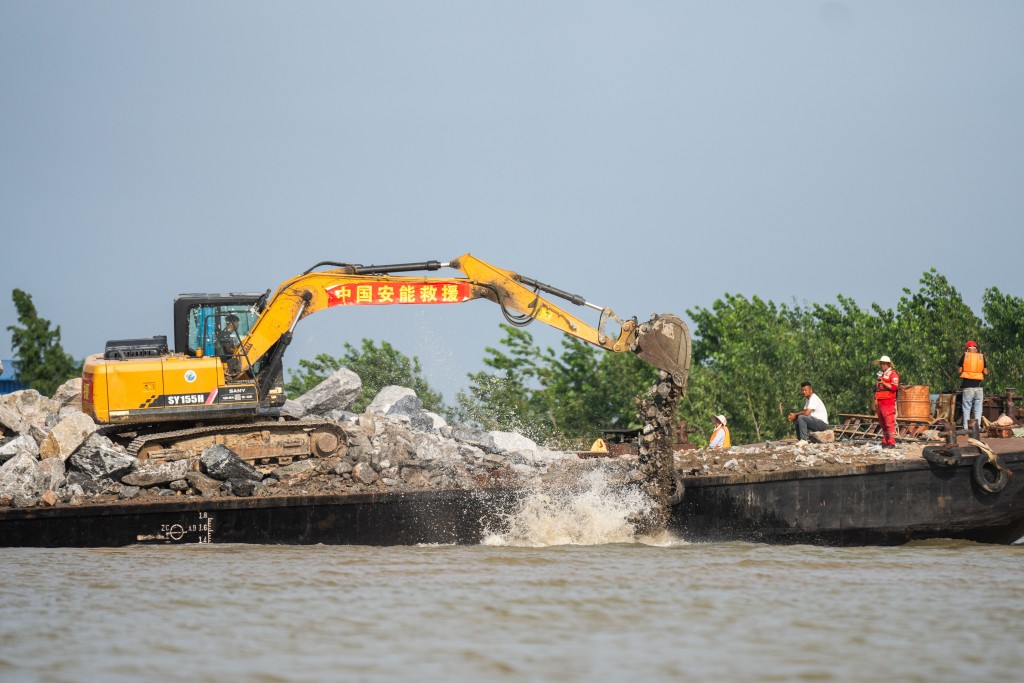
xmin=710 ymin=426 xmax=731 ymax=449
xmin=960 ymin=352 xmax=985 ymax=381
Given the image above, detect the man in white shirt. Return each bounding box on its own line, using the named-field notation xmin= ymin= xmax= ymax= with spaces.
xmin=787 ymin=381 xmax=829 ymax=442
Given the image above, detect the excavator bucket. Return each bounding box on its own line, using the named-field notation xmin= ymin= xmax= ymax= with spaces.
xmin=634 ymin=314 xmax=692 ymax=388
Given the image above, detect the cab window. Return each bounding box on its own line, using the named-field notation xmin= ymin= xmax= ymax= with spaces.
xmin=186 ymin=304 xmax=257 ymax=357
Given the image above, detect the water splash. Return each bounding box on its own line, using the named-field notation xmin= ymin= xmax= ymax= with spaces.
xmin=481 ymin=469 xmax=657 ymax=547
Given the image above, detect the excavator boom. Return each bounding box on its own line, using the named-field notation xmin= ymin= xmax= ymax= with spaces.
xmin=234 ymin=253 xmax=690 ymax=387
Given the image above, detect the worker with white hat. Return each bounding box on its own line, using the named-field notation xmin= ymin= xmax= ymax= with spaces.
xmin=709 ymin=414 xmax=731 ymax=449
xmin=874 ymin=355 xmax=900 ymax=448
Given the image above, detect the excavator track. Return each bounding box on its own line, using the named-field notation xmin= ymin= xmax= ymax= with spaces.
xmin=118 ymin=420 xmax=348 ymax=473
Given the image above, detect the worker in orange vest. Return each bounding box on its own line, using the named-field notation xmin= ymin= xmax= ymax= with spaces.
xmin=958 ymin=340 xmax=988 ymax=431
xmin=709 ymin=414 xmax=731 ymax=449
xmin=874 ymin=355 xmax=900 ymax=448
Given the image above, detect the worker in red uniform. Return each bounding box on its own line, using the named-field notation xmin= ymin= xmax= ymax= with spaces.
xmin=874 ymin=355 xmax=900 ymax=448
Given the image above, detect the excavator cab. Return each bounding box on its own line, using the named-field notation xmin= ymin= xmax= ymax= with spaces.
xmin=172 ymin=293 xmax=264 ymax=358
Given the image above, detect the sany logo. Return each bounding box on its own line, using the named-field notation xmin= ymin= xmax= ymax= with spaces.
xmin=184 ymin=370 xmax=197 ymax=383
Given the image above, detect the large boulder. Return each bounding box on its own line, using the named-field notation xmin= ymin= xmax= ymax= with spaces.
xmin=489 ymin=431 xmax=540 ymax=455
xmin=200 ymin=444 xmax=262 ymax=482
xmin=294 ymin=368 xmax=362 ymax=415
xmin=52 ymin=378 xmax=83 ymax=410
xmin=67 ymin=434 xmax=137 ymax=482
xmin=451 ymin=424 xmax=498 ymax=453
xmin=0 ymin=390 xmax=60 ymax=435
xmin=366 ymin=386 xmax=417 ymax=415
xmin=39 ymin=411 xmax=98 ymax=460
xmin=39 ymin=457 xmax=67 ymax=492
xmin=0 ymin=404 xmax=25 ymax=435
xmin=0 ymin=434 xmax=40 ymax=464
xmin=0 ymin=453 xmax=47 ymax=500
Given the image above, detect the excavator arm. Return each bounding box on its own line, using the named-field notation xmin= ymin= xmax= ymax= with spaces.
xmin=232 ymin=253 xmax=691 ymax=391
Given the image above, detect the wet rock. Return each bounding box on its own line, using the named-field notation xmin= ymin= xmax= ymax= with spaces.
xmin=270 ymin=459 xmax=318 ymax=485
xmin=186 ymin=470 xmax=223 ymax=497
xmin=451 ymin=425 xmax=498 ymax=453
xmin=0 ymin=453 xmax=47 ymax=500
xmin=200 ymin=444 xmax=262 ymax=482
xmin=295 ymin=368 xmax=362 ymax=416
xmin=809 ymin=430 xmax=835 ymax=444
xmin=367 ymin=386 xmax=416 ymax=415
xmin=67 ymin=434 xmax=137 ymax=482
xmin=52 ymin=378 xmax=83 ymax=410
xmin=122 ymin=459 xmax=195 ymax=487
xmin=351 ymin=461 xmax=379 ymax=484
xmin=1 ymin=434 xmax=40 ymax=463
xmin=489 ymin=431 xmax=538 ymax=455
xmin=39 ymin=411 xmax=97 ymax=460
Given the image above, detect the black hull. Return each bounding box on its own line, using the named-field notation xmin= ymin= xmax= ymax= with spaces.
xmin=0 ymin=489 xmax=517 ymax=548
xmin=671 ymin=450 xmax=1024 ymax=546
xmin=2 ymin=449 xmax=1022 ymax=548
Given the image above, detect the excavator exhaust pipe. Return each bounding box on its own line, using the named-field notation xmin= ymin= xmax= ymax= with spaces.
xmin=634 ymin=314 xmax=692 ymax=389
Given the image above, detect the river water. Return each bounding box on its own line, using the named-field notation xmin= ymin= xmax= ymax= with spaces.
xmin=2 ymin=481 xmax=1022 ymax=683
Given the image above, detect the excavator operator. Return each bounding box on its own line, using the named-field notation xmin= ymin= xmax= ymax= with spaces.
xmin=218 ymin=315 xmax=241 ymax=357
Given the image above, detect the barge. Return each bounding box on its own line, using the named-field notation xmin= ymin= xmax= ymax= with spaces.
xmin=2 ymin=438 xmax=1021 ymax=548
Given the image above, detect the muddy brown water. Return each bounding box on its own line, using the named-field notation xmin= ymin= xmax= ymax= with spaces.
xmin=2 ymin=481 xmax=1021 ymax=683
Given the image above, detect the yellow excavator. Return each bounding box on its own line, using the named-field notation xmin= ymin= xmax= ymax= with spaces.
xmin=82 ymin=254 xmax=690 ymax=466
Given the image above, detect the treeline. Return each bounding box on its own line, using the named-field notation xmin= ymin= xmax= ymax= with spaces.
xmin=445 ymin=269 xmax=1022 ymax=448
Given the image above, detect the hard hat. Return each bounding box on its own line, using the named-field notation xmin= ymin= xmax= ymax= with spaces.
xmin=966 ymin=340 xmax=978 ymax=348
xmin=714 ymin=414 xmax=727 ymax=426
xmin=874 ymin=355 xmax=892 ymax=364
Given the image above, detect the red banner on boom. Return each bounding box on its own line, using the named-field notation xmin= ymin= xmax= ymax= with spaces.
xmin=324 ymin=281 xmax=473 ymax=307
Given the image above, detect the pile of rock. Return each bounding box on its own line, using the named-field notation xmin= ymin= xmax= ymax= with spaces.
xmin=0 ymin=370 xmax=610 ymax=509
xmin=675 ymin=438 xmax=919 ymax=477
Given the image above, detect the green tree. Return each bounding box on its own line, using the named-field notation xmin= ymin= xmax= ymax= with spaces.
xmin=285 ymin=340 xmax=446 ymax=415
xmin=981 ymin=287 xmax=1024 ymax=392
xmin=6 ymin=289 xmax=81 ymax=397
xmin=893 ymin=269 xmax=982 ymax=393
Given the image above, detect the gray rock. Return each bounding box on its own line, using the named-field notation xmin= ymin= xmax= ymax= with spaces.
xmin=122 ymin=458 xmax=195 ymax=487
xmin=333 ymin=460 xmax=354 ymax=475
xmin=224 ymin=478 xmax=258 ymax=497
xmin=351 ymin=461 xmax=379 ymax=484
xmin=119 ymin=486 xmax=141 ymax=500
xmin=270 ymin=459 xmax=317 ymax=485
xmin=67 ymin=434 xmax=137 ymax=482
xmin=452 ymin=425 xmax=498 ymax=452
xmin=489 ymin=431 xmax=539 ymax=455
xmin=200 ymin=444 xmax=262 ymax=482
xmin=422 ymin=411 xmax=448 ymax=430
xmin=0 ymin=404 xmax=25 ymax=435
xmin=0 ymin=434 xmax=40 ymax=463
xmin=279 ymin=399 xmax=307 ymax=420
xmin=39 ymin=411 xmax=97 ymax=460
xmin=52 ymin=378 xmax=83 ymax=409
xmin=0 ymin=390 xmax=60 ymax=434
xmin=400 ymin=467 xmax=429 ymax=487
xmin=0 ymin=453 xmax=47 ymax=499
xmin=386 ymin=394 xmax=423 ymax=416
xmin=38 ymin=456 xmax=66 ymax=492
xmin=185 ymin=470 xmax=223 ymax=497
xmin=295 ymin=368 xmax=362 ymax=415
xmin=366 ymin=386 xmax=416 ymax=415
xmin=65 ymin=471 xmax=115 ymax=495
xmin=169 ymin=479 xmax=189 ymax=492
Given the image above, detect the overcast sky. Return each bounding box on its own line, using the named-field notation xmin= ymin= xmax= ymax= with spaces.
xmin=2 ymin=1 xmax=1021 ymax=401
